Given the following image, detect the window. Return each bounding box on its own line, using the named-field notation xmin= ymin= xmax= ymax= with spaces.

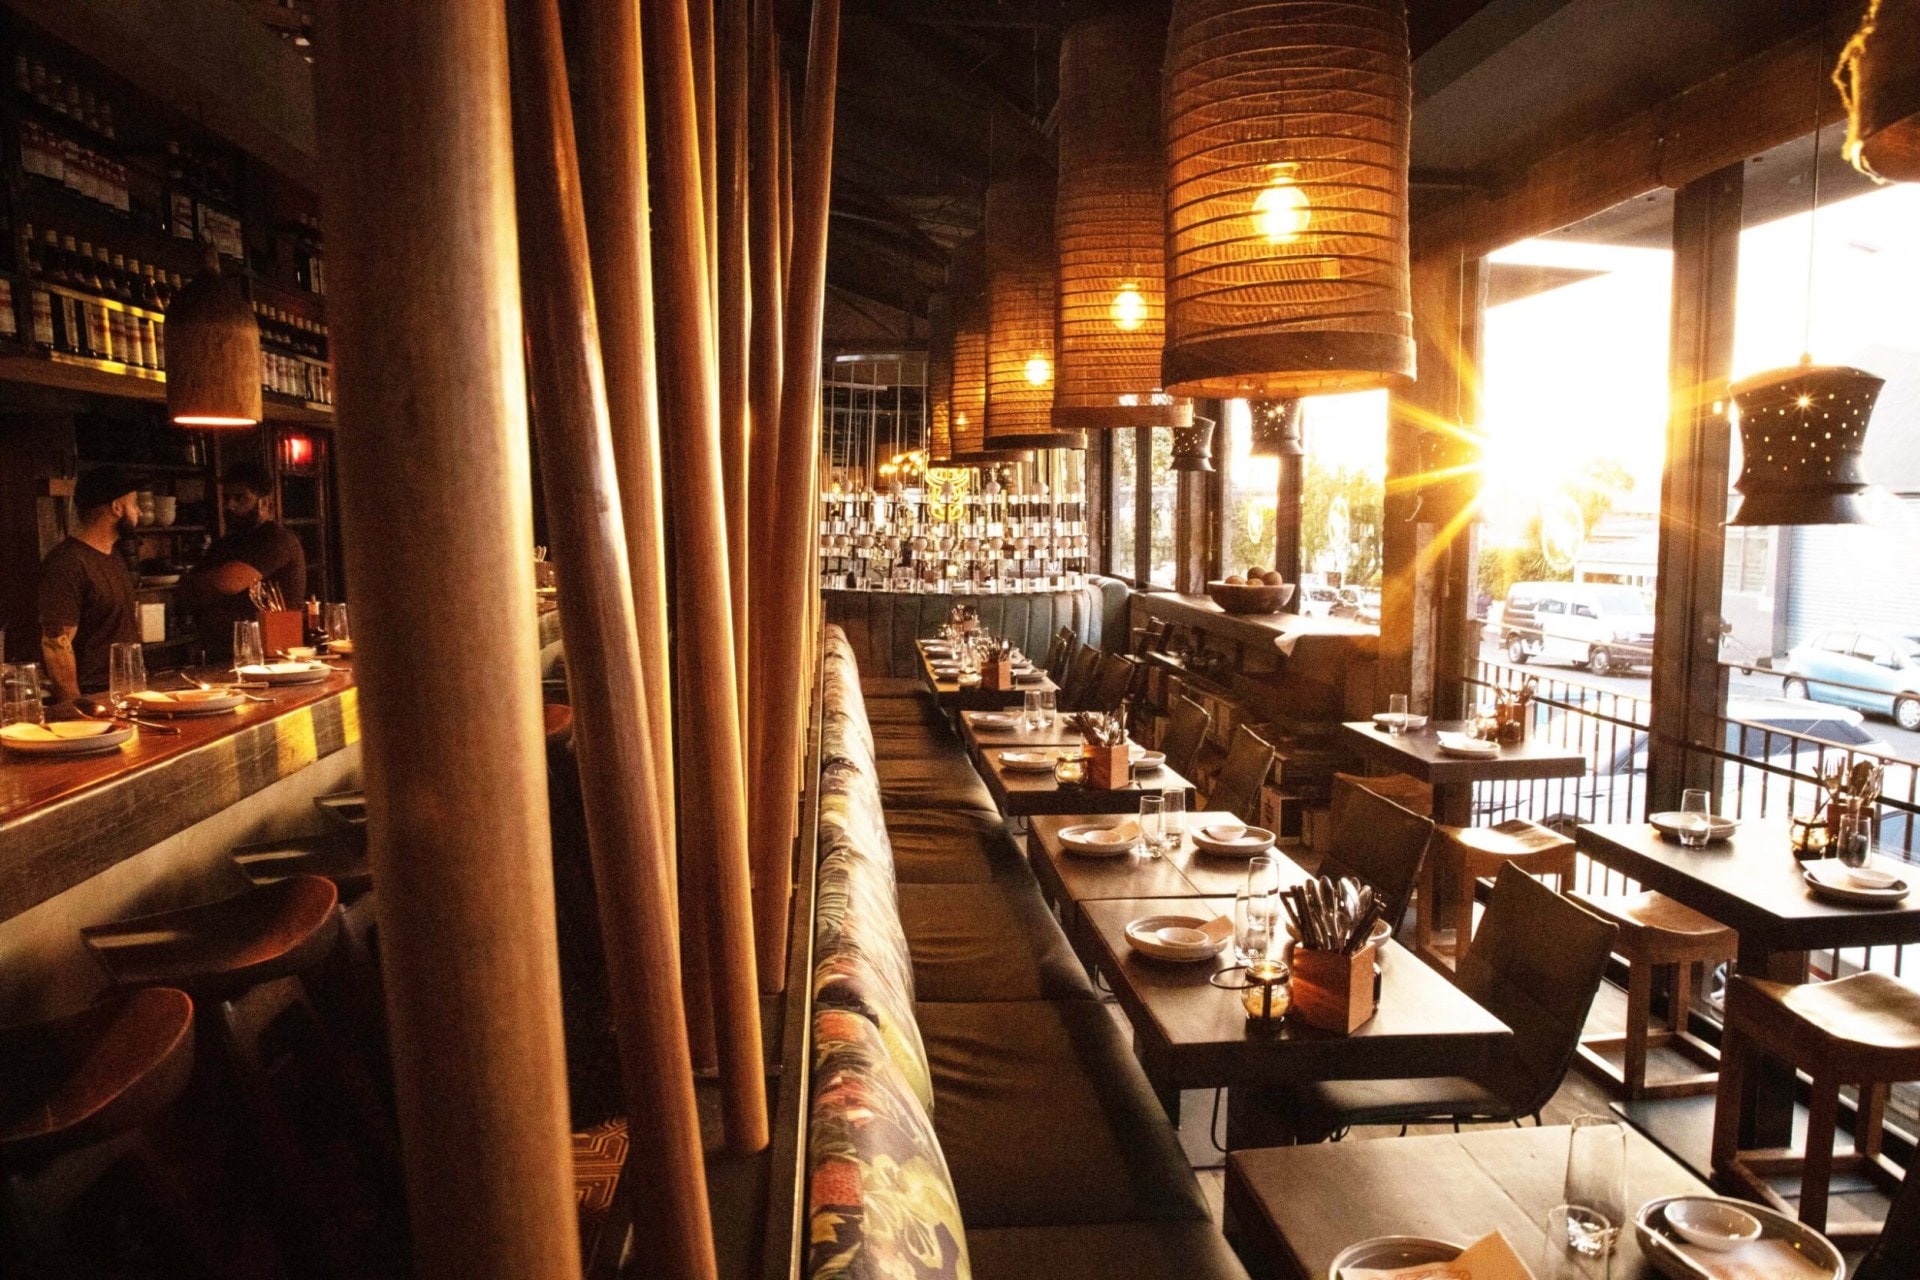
xmin=1145 ymin=428 xmax=1177 ymax=588
xmin=1298 ymin=391 xmax=1386 ymax=587
xmin=1854 ymin=634 xmax=1897 ymax=667
xmin=1218 ymin=399 xmax=1279 ymax=574
xmin=1820 ymin=631 xmax=1856 ymax=654
xmin=1572 ymin=603 xmax=1596 ymax=619
xmin=1722 ymin=525 xmax=1773 ymax=596
xmin=1538 ymin=599 xmax=1566 ymax=615
xmin=1109 ymin=429 xmax=1137 ymax=581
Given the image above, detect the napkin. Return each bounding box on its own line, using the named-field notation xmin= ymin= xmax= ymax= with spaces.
xmin=1437 ymin=732 xmax=1498 ymax=754
xmin=1198 ymin=915 xmax=1234 ymax=946
xmin=2 ymin=723 xmax=59 ymax=742
xmin=1345 ymin=1230 xmax=1528 ymax=1280
xmin=1092 ymin=819 xmax=1141 ymax=844
xmin=1668 ymin=1235 xmax=1828 ymax=1280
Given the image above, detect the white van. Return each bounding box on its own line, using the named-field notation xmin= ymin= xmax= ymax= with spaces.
xmin=1500 ymin=581 xmax=1656 ymax=676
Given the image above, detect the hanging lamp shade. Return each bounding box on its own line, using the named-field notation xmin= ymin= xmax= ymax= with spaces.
xmin=985 ymin=164 xmax=1084 ymax=450
xmin=1836 ymin=0 xmax=1920 ymax=183
xmin=1728 ymin=360 xmax=1882 ymax=525
xmin=926 ymin=292 xmax=954 ymax=464
xmin=1162 ymin=0 xmax=1415 ymax=398
xmin=948 ymin=240 xmax=1029 ymax=466
xmin=1171 ymin=419 xmax=1216 ymax=472
xmin=1053 ymin=8 xmax=1192 ymax=431
xmin=1248 ymin=398 xmax=1304 ymax=457
xmin=165 ymin=249 xmax=263 ymax=427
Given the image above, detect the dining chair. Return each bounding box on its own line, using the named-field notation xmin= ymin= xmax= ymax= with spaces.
xmin=1318 ymin=775 xmax=1434 ymax=936
xmin=1158 ymin=695 xmax=1212 ymax=779
xmin=1858 ymin=1161 xmax=1920 ymax=1280
xmin=1043 ymin=626 xmax=1076 ymax=685
xmin=1202 ymin=726 xmax=1276 ymax=823
xmin=1088 ymin=652 xmax=1137 ymax=714
xmin=1060 ymin=643 xmax=1103 ymax=711
xmin=1256 ymin=865 xmax=1617 ymax=1142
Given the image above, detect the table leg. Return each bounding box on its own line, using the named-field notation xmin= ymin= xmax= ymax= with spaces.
xmin=1734 ymin=941 xmax=1809 ymax=1149
xmin=1431 ymin=782 xmax=1473 ymax=828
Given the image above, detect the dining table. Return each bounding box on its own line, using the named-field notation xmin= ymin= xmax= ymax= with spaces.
xmin=1338 ymin=719 xmax=1586 ymax=827
xmin=955 ymin=708 xmax=1088 ymax=752
xmin=977 ymin=746 xmax=1197 ymax=817
xmin=1224 ymin=1124 xmax=1712 ymax=1280
xmin=914 ymin=639 xmax=1058 ymax=711
xmin=1578 ymin=820 xmax=1920 ymax=1147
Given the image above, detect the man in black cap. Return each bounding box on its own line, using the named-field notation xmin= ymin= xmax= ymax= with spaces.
xmin=179 ymin=460 xmax=306 ymax=659
xmin=39 ymin=465 xmax=141 ymax=705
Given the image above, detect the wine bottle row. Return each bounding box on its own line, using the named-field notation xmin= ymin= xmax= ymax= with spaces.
xmin=22 ymin=222 xmax=175 ymax=368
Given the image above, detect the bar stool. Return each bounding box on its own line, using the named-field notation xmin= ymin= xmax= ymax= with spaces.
xmin=1335 ymin=770 xmax=1433 ymax=816
xmin=0 ymin=988 xmax=209 ymax=1275
xmin=1415 ymin=819 xmax=1576 ymax=969
xmin=1570 ymin=890 xmax=1734 ymax=1098
xmin=1712 ymin=971 xmax=1920 ymax=1239
xmin=231 ymin=829 xmax=371 ymax=898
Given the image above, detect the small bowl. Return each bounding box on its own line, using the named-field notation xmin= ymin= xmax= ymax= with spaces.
xmin=1155 ymin=926 xmax=1209 ymax=947
xmin=1845 ymin=864 xmax=1900 ymax=890
xmin=284 ymin=646 xmax=318 ymax=661
xmin=1202 ymin=821 xmax=1248 ymax=842
xmin=1664 ymin=1199 xmax=1762 ymax=1251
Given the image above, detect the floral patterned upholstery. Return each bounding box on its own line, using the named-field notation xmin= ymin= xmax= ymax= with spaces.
xmin=808 ymin=1008 xmax=971 ymax=1280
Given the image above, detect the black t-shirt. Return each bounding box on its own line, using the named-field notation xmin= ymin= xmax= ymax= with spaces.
xmin=38 ymin=537 xmax=139 ymax=692
xmin=193 ymin=521 xmax=308 ymax=653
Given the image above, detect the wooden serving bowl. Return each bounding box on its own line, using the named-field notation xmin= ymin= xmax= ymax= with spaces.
xmin=1205 ymin=580 xmax=1296 ymax=615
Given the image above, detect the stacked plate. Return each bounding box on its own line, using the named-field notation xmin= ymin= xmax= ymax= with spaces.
xmin=971 ymin=712 xmax=1018 ymax=730
xmin=1 ymin=721 xmax=134 ymax=756
xmin=237 ymin=661 xmax=331 ymax=685
xmin=1058 ymin=821 xmax=1140 ymax=857
xmin=999 ymin=750 xmax=1057 ymax=773
xmin=130 ymin=688 xmax=246 ymax=716
xmin=1650 ymin=811 xmax=1739 ymax=842
xmin=1123 ymin=914 xmax=1227 ymax=962
xmin=1130 ymin=747 xmax=1166 ymax=772
xmin=1191 ymin=823 xmax=1277 ymax=856
xmin=1329 ymin=1237 xmax=1461 ymax=1279
xmin=1802 ymin=857 xmax=1911 ymax=905
xmin=1372 ymin=712 xmax=1429 ymax=733
xmin=1633 ymin=1195 xmax=1841 ymax=1280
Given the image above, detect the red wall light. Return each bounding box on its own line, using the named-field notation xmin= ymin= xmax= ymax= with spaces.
xmin=281 ymin=432 xmax=315 ymax=469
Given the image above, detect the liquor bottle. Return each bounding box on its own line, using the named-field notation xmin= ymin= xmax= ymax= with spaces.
xmin=44 ymin=228 xmax=68 ymax=285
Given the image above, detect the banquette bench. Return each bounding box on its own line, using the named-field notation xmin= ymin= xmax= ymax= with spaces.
xmin=822 ymin=577 xmax=1132 ymax=681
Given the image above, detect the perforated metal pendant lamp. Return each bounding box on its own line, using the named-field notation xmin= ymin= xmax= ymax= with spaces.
xmin=1728 ymin=361 xmax=1882 ymax=525
xmin=985 ymin=164 xmax=1084 ymax=451
xmin=927 ymin=292 xmax=954 ymax=464
xmin=1248 ymin=398 xmax=1303 ymax=457
xmin=1053 ymin=8 xmax=1192 ymax=431
xmin=166 ymin=250 xmax=263 ymax=428
xmin=1163 ymin=0 xmax=1415 ymax=398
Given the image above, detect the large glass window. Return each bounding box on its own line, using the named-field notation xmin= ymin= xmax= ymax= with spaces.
xmin=1219 ymin=399 xmax=1279 ymax=574
xmin=1109 ymin=428 xmax=1137 ymax=581
xmin=1298 ymin=391 xmax=1387 ymax=605
xmin=1145 ymin=427 xmax=1177 ymax=588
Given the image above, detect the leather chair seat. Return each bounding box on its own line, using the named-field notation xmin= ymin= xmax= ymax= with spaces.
xmin=1277 ymin=1075 xmax=1509 ymax=1141
xmin=885 ymin=807 xmax=1027 ymax=884
xmin=915 ymin=999 xmax=1211 ymax=1228
xmin=898 ymin=882 xmax=1093 ymax=1002
xmin=967 ymin=1221 xmax=1251 ymax=1280
xmin=874 ymin=752 xmax=996 ymax=811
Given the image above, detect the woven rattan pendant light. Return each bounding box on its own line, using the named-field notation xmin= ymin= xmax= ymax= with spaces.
xmin=948 ymin=239 xmax=1028 ymax=466
xmin=1162 ymin=0 xmax=1415 ymax=398
xmin=1053 ymin=8 xmax=1191 ymax=431
xmin=926 ymin=292 xmax=954 ymax=464
xmin=166 ymin=247 xmax=263 ymax=427
xmin=985 ymin=163 xmax=1084 ymax=450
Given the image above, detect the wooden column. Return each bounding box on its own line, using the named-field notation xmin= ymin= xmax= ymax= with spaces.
xmin=780 ymin=70 xmax=795 ymax=295
xmin=1274 ymin=452 xmax=1303 ymax=586
xmin=504 ymin=3 xmax=717 ymax=1277
xmin=751 ymin=0 xmax=839 ymax=989
xmin=746 ymin=0 xmax=785 ymax=772
xmin=692 ymin=0 xmax=718 ymax=314
xmin=642 ymin=0 xmax=769 ymax=1155
xmin=312 ymin=4 xmax=579 ymax=1276
xmin=718 ymin=0 xmax=752 ymax=729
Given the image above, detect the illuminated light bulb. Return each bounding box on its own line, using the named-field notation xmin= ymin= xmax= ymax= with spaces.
xmin=1251 ymin=163 xmax=1310 ymax=244
xmin=1110 ymin=282 xmax=1146 ymax=331
xmin=1796 ymin=394 xmax=1812 ymax=408
xmin=1024 ymin=354 xmax=1052 ymax=386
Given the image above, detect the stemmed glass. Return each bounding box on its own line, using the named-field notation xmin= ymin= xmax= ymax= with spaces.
xmin=108 ymin=642 xmax=146 ymax=717
xmin=233 ymin=620 xmax=265 ymax=683
xmin=1677 ymin=788 xmax=1713 ymax=848
xmin=1387 ymin=693 xmax=1411 ymax=734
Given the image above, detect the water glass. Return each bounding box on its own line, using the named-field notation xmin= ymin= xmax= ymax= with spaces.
xmin=2 ymin=662 xmax=45 ymax=726
xmin=1563 ymin=1115 xmax=1626 ymax=1255
xmin=1235 ymin=856 xmax=1282 ymax=965
xmin=1677 ymin=788 xmax=1713 ymax=847
xmin=1387 ymin=693 xmax=1410 ymax=734
xmin=1540 ymin=1206 xmax=1611 ymax=1279
xmin=1034 ymin=688 xmax=1056 ymax=731
xmin=108 ymin=643 xmax=146 ymax=713
xmin=1138 ymin=793 xmax=1167 ymax=858
xmin=1022 ymin=689 xmax=1046 ymax=731
xmin=1160 ymin=788 xmax=1187 ymax=853
xmin=1835 ymin=795 xmax=1874 ymax=870
xmin=233 ymin=620 xmax=265 ymax=678
xmin=323 ymin=602 xmax=351 ymax=647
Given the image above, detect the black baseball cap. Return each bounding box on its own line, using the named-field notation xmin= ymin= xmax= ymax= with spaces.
xmin=74 ymin=465 xmax=138 ymax=513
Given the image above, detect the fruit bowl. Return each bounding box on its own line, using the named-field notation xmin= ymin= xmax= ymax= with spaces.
xmin=1206 ymin=579 xmax=1296 ymax=615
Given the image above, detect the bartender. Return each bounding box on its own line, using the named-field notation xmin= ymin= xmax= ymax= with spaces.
xmin=38 ymin=466 xmax=142 ymax=704
xmin=178 ymin=460 xmax=307 ymax=659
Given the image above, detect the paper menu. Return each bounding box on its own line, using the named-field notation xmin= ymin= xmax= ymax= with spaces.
xmin=1343 ymin=1230 xmax=1531 ymax=1280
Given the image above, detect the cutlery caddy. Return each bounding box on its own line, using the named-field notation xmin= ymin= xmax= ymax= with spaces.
xmin=1290 ymin=939 xmax=1379 ymax=1034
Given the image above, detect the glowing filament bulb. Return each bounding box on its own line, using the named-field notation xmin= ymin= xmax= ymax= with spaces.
xmin=1251 ymin=163 xmax=1310 ymax=244
xmin=1110 ymin=282 xmax=1146 ymax=331
xmin=1024 ymin=354 xmax=1052 ymax=386
xmin=1795 ymin=394 xmax=1812 ymax=409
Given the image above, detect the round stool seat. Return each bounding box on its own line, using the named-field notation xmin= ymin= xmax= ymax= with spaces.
xmin=543 ymin=700 xmax=572 ymax=746
xmin=82 ymin=877 xmax=341 ymax=1000
xmin=1736 ymin=971 xmax=1920 ymax=1058
xmin=0 ymin=988 xmax=195 ymax=1167
xmin=231 ymin=831 xmax=372 ymax=897
xmin=1571 ymin=890 xmax=1736 ymax=949
xmin=1443 ymin=819 xmax=1573 ymax=859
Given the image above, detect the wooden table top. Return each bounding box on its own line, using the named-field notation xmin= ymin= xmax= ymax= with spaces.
xmin=1027 ymin=812 xmax=1313 ymax=920
xmin=1226 ymin=1124 xmax=1710 ymax=1280
xmin=1577 ymin=822 xmax=1920 ymax=954
xmin=1339 ymin=720 xmax=1587 ymax=786
xmin=1077 ymin=896 xmax=1510 ymax=1091
xmin=979 ymin=747 xmax=1197 ymax=817
xmin=956 ymin=709 xmax=1086 ymax=750
xmin=915 ymin=642 xmax=1058 ymax=709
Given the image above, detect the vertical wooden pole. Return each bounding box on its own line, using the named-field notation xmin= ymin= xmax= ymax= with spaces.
xmin=692 ymin=0 xmax=719 ymax=316
xmin=746 ymin=0 xmax=785 ymax=779
xmin=719 ymin=0 xmax=752 ymax=733
xmin=780 ymin=71 xmax=795 ymax=296
xmin=751 ymin=0 xmax=839 ymax=988
xmin=642 ymin=0 xmax=770 ymax=1156
xmin=504 ymin=3 xmax=718 ymax=1276
xmin=313 ymin=4 xmax=579 ymax=1276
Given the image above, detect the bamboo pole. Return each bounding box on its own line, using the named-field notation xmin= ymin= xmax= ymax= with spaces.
xmin=718 ymin=0 xmax=752 ymax=735
xmin=642 ymin=0 xmax=769 ymax=1156
xmin=504 ymin=3 xmax=717 ymax=1277
xmin=692 ymin=0 xmax=718 ymax=317
xmin=780 ymin=70 xmax=795 ymax=298
xmin=312 ymin=4 xmax=579 ymax=1276
xmin=746 ymin=0 xmax=785 ymax=781
xmin=751 ymin=0 xmax=838 ymax=989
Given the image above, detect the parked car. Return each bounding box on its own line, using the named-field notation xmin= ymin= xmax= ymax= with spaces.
xmin=1295 ymin=584 xmax=1342 ymax=617
xmin=1781 ymin=629 xmax=1920 ymax=731
xmin=1333 ymin=587 xmax=1382 ymax=626
xmin=1499 ymin=581 xmax=1656 ymax=676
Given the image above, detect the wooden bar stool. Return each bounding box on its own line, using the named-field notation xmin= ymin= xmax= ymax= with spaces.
xmin=1713 ymin=971 xmax=1920 ymax=1240
xmin=1335 ymin=770 xmax=1433 ymax=817
xmin=1571 ymin=890 xmax=1735 ymax=1099
xmin=231 ymin=829 xmax=372 ymax=899
xmin=1416 ymin=819 xmax=1576 ymax=969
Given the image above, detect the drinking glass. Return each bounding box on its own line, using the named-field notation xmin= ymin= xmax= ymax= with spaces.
xmin=1563 ymin=1115 xmax=1626 ymax=1256
xmin=1160 ymin=788 xmax=1187 ymax=853
xmin=1677 ymin=787 xmax=1713 ymax=848
xmin=1138 ymin=793 xmax=1167 ymax=859
xmin=1022 ymin=689 xmax=1045 ymax=732
xmin=1035 ymin=688 xmax=1056 ymax=732
xmin=108 ymin=643 xmax=146 ymax=714
xmin=1836 ymin=795 xmax=1874 ymax=870
xmin=1539 ymin=1207 xmax=1611 ymax=1279
xmin=1387 ymin=693 xmax=1410 ymax=734
xmin=3 ymin=662 xmax=45 ymax=727
xmin=233 ymin=620 xmax=265 ymax=679
xmin=1235 ymin=856 xmax=1282 ymax=965
xmin=323 ymin=602 xmax=350 ymax=647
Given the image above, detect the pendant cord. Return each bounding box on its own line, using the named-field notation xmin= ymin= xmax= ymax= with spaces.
xmin=1802 ymin=24 xmax=1825 ymax=364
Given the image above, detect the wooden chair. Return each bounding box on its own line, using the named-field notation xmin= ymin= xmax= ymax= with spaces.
xmin=1415 ymin=819 xmax=1577 ymax=969
xmin=1320 ymin=776 xmax=1434 ymax=936
xmin=1060 ymin=643 xmax=1103 ymax=711
xmin=1858 ymin=1161 xmax=1920 ymax=1280
xmin=1088 ymin=652 xmax=1137 ymax=714
xmin=1570 ymin=890 xmax=1735 ymax=1099
xmin=1158 ymin=695 xmax=1212 ymax=780
xmin=1712 ymin=971 xmax=1920 ymax=1240
xmin=1335 ymin=770 xmax=1433 ymax=817
xmin=1043 ymin=626 xmax=1076 ymax=685
xmin=1203 ymin=726 xmax=1276 ymax=823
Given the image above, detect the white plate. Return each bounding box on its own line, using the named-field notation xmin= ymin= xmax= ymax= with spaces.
xmin=970 ymin=713 xmax=1018 ymax=729
xmin=237 ymin=662 xmax=331 ymax=685
xmin=1 ymin=721 xmax=135 ymax=755
xmin=999 ymin=750 xmax=1058 ymax=773
xmin=1123 ymin=914 xmax=1225 ymax=962
xmin=130 ymin=688 xmax=246 ymax=716
xmin=1192 ymin=825 xmax=1278 ymax=856
xmin=1372 ymin=712 xmax=1429 ymax=732
xmin=1329 ymin=1236 xmax=1462 ymax=1279
xmin=1651 ymin=811 xmax=1739 ymax=841
xmin=139 ymin=573 xmax=181 ymax=587
xmin=1803 ymin=858 xmax=1910 ymax=905
xmin=1058 ymin=822 xmax=1140 ymax=857
xmin=1436 ymin=731 xmax=1499 ymax=758
xmin=1635 ymin=1195 xmax=1842 ymax=1280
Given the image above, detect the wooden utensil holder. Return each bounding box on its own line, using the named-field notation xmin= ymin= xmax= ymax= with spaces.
xmin=1085 ymin=744 xmax=1131 ymax=791
xmin=1290 ymin=940 xmax=1378 ymax=1034
xmin=259 ymin=608 xmax=305 ymax=656
xmin=983 ymin=657 xmax=1016 ymax=690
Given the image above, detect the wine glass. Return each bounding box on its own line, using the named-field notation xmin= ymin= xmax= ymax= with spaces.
xmin=232 ymin=620 xmax=265 ymax=682
xmin=1563 ymin=1115 xmax=1626 ymax=1256
xmin=108 ymin=642 xmax=146 ymax=716
xmin=1138 ymin=793 xmax=1166 ymax=859
xmin=1677 ymin=788 xmax=1713 ymax=848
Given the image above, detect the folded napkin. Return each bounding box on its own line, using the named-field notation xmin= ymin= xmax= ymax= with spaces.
xmin=1436 ymin=731 xmax=1498 ymax=754
xmin=131 ymin=690 xmax=179 ymax=704
xmin=1667 ymin=1234 xmax=1829 ymax=1280
xmin=2 ymin=723 xmax=60 ymax=742
xmin=1346 ymin=1231 xmax=1527 ymax=1280
xmin=1094 ymin=819 xmax=1141 ymax=844
xmin=1198 ymin=915 xmax=1234 ymax=946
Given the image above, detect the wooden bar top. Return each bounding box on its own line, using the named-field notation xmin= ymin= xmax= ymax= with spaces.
xmin=0 ymin=667 xmax=360 ymax=922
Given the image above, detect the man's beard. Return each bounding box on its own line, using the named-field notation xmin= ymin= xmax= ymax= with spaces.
xmin=228 ymin=508 xmax=261 ymax=532
xmin=115 ymin=511 xmax=139 ymax=537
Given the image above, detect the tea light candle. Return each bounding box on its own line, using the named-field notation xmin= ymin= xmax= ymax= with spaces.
xmin=1242 ymin=958 xmax=1292 ymax=1023
xmin=1053 ymin=754 xmax=1086 ymax=786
